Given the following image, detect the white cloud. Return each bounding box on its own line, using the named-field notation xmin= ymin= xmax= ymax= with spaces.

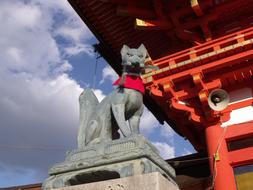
xmin=0 ymin=71 xmax=83 ymax=185
xmin=6 ymin=47 xmax=23 ymax=64
xmin=56 ymin=25 xmax=90 ymax=43
xmin=140 ymin=107 xmax=159 ymax=135
xmin=32 ymin=0 xmax=73 ymax=14
xmin=160 ymin=123 xmax=175 ymax=138
xmin=54 ymin=60 xmax=73 ymax=74
xmin=32 ymin=0 xmax=94 ymax=58
xmin=0 ymin=0 xmax=95 ymax=187
xmin=55 ymin=20 xmax=94 ymax=57
xmin=181 ymin=148 xmax=194 ymax=156
xmin=152 ymin=142 xmax=175 ymax=159
xmin=100 ymin=65 xmax=118 ymax=84
xmin=4 ymin=1 xmax=42 ymax=28
xmin=0 ymin=1 xmax=62 ymax=77
xmin=93 ymin=89 xmax=106 ymax=102
xmin=64 ymin=44 xmax=94 ymax=57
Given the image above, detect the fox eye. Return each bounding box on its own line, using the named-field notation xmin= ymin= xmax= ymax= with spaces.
xmin=139 ymin=55 xmax=143 ymax=58
xmin=127 ymin=53 xmax=132 ymax=57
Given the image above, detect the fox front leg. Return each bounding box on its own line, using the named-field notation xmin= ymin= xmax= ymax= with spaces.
xmin=111 ymin=93 xmax=131 ymax=137
xmin=128 ymin=105 xmax=144 ymax=134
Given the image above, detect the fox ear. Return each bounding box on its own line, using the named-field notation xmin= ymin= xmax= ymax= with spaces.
xmin=138 ymin=44 xmax=147 ymax=56
xmin=121 ymin=45 xmax=130 ymax=56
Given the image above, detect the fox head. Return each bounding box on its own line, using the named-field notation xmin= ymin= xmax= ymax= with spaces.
xmin=121 ymin=44 xmax=147 ymax=69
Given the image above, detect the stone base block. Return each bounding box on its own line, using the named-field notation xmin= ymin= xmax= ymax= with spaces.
xmin=43 ymin=135 xmax=177 ymax=189
xmin=53 ymin=172 xmax=179 ymax=190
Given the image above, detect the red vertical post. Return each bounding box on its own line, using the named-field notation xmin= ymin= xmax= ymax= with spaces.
xmin=205 ymin=124 xmax=237 ymax=190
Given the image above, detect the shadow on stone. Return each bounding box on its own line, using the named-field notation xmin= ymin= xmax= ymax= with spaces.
xmin=69 ymin=170 xmax=120 ymax=185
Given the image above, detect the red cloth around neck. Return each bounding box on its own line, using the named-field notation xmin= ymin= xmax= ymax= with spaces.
xmin=113 ymin=75 xmax=145 ymax=94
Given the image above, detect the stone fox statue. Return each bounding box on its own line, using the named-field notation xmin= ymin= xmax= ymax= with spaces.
xmin=78 ymin=44 xmax=157 ymax=148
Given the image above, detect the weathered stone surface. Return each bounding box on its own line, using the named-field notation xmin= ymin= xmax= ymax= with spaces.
xmin=78 ymin=45 xmax=149 ymax=148
xmin=43 ymin=135 xmax=177 ymax=189
xmin=52 ymin=172 xmax=179 ymax=190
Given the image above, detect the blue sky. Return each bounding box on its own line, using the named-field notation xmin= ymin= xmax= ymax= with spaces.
xmin=0 ymin=0 xmax=195 ymax=187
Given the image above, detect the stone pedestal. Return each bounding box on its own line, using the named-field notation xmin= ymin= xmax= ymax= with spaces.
xmin=43 ymin=135 xmax=178 ymax=189
xmin=53 ymin=172 xmax=179 ymax=190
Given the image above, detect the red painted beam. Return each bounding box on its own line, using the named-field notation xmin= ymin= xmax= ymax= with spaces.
xmin=229 ymin=146 xmax=253 ymax=167
xmin=148 ymin=48 xmax=253 ymax=82
xmin=150 ymin=33 xmax=253 ymax=72
xmin=153 ymin=26 xmax=253 ymax=64
xmin=225 ymin=121 xmax=253 ymax=141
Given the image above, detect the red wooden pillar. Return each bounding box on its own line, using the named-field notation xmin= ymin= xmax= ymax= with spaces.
xmin=205 ymin=124 xmax=237 ymax=190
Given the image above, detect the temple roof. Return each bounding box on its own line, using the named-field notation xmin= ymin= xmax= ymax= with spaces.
xmin=68 ymin=0 xmax=252 ymax=59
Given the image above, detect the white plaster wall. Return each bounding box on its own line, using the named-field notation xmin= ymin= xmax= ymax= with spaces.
xmin=222 ymin=106 xmax=253 ymax=127
xmin=228 ymin=88 xmax=252 ymax=104
xmin=221 ymin=88 xmax=253 ymax=127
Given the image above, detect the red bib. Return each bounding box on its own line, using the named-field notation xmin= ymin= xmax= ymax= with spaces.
xmin=113 ymin=75 xmax=145 ymax=94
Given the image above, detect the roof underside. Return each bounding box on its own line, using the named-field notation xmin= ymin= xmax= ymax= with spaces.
xmin=68 ymin=0 xmax=253 ymax=139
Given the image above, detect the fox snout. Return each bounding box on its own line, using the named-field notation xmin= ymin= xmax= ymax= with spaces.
xmin=132 ymin=62 xmax=140 ymax=67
